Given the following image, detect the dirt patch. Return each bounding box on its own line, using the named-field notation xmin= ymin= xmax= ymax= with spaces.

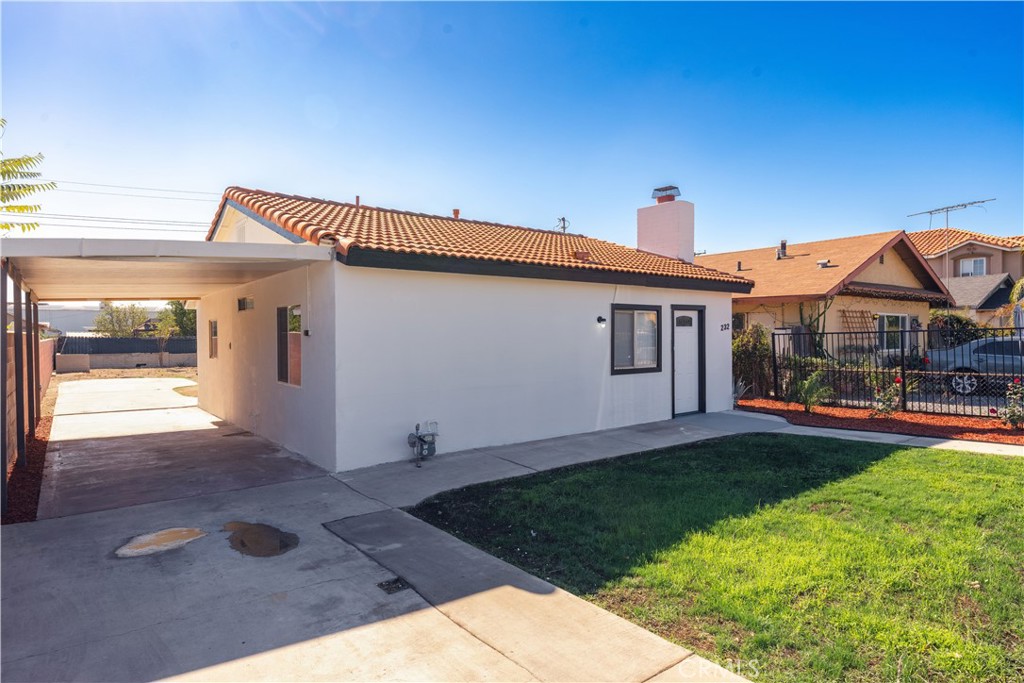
xmin=223 ymin=522 xmax=299 ymax=557
xmin=1 ymin=416 xmax=51 ymax=525
xmin=173 ymin=383 xmax=199 ymax=397
xmin=738 ymin=399 xmax=1024 ymax=446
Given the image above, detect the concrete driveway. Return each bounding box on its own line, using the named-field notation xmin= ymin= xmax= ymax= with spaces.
xmin=37 ymin=378 xmax=324 ymax=519
xmin=2 ymin=378 xmax=747 ymax=681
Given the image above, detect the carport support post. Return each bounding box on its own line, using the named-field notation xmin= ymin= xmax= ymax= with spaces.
xmin=26 ymin=295 xmax=36 ymax=438
xmin=1 ymin=262 xmax=8 ymax=513
xmin=33 ymin=302 xmax=41 ymax=423
xmin=13 ymin=282 xmax=26 ymax=467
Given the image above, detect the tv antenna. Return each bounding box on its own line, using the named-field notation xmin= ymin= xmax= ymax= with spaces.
xmin=907 ymin=198 xmax=995 ymax=310
xmin=554 ymin=217 xmax=570 ymax=233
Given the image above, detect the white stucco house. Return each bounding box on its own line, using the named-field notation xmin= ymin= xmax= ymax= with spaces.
xmin=196 ymin=185 xmax=752 ymax=472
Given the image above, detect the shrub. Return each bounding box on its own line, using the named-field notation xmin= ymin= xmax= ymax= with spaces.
xmin=928 ymin=311 xmax=988 ymax=347
xmin=998 ymin=378 xmax=1024 ymax=429
xmin=794 ymin=370 xmax=833 ymax=414
xmin=732 ymin=323 xmax=772 ymax=397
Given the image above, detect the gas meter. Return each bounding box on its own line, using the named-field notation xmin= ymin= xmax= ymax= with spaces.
xmin=407 ymin=421 xmax=439 ymax=467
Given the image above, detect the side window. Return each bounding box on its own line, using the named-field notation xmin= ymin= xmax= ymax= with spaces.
xmin=209 ymin=320 xmax=218 ymax=359
xmin=732 ymin=312 xmax=747 ymax=332
xmin=612 ymin=305 xmax=661 ymax=374
xmin=277 ymin=305 xmax=302 ymax=386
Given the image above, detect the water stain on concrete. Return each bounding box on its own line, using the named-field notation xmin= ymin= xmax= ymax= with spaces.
xmin=223 ymin=522 xmax=299 ymax=557
xmin=115 ymin=527 xmax=207 ymax=558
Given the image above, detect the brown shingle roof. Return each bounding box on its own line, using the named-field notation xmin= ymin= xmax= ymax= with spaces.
xmin=209 ymin=187 xmax=752 ymax=290
xmin=695 ymin=231 xmax=951 ymax=304
xmin=908 ymin=228 xmax=1024 ymax=256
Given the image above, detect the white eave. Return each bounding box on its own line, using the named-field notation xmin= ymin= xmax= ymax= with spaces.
xmin=0 ymin=238 xmax=333 ymax=301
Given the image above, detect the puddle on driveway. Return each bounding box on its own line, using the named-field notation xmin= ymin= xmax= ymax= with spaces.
xmin=115 ymin=528 xmax=207 ymax=558
xmin=223 ymin=522 xmax=299 ymax=557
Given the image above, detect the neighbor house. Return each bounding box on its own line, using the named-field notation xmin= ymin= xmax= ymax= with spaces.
xmin=196 ymin=186 xmax=752 ymax=472
xmin=908 ymin=228 xmax=1024 ymax=326
xmin=695 ymin=231 xmax=952 ymax=347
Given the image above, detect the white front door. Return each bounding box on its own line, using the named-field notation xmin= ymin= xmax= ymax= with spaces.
xmin=673 ymin=310 xmax=700 ymax=414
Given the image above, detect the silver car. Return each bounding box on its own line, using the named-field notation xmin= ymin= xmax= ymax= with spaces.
xmin=927 ymin=337 xmax=1024 ymax=395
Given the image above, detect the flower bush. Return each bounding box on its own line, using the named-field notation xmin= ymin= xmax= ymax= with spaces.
xmin=870 ymin=375 xmax=917 ymax=418
xmin=998 ymin=378 xmax=1024 ymax=429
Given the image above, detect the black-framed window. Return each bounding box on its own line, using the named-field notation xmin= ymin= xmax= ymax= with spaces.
xmin=611 ymin=304 xmax=661 ymax=374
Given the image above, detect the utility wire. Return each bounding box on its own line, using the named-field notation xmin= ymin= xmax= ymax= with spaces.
xmin=8 ymin=221 xmax=206 ymax=233
xmin=12 ymin=212 xmax=207 ymax=226
xmin=53 ymin=188 xmax=218 ymax=202
xmin=40 ymin=178 xmax=220 ymax=196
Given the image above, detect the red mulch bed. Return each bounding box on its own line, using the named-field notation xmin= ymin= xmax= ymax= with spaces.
xmin=2 ymin=415 xmax=52 ymax=524
xmin=738 ymin=399 xmax=1024 ymax=447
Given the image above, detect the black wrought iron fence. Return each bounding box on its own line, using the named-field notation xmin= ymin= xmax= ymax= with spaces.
xmin=771 ymin=327 xmax=1024 ymax=418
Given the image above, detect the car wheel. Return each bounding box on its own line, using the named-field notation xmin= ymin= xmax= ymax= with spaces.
xmin=949 ymin=371 xmax=979 ymax=396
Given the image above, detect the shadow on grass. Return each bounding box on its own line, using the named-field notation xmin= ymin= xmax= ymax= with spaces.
xmin=407 ymin=433 xmax=901 ymax=594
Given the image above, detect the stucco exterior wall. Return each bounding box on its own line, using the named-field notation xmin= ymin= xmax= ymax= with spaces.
xmin=332 ymin=265 xmax=734 ymax=470
xmin=735 ymin=296 xmax=930 ymax=334
xmin=197 ymin=262 xmax=337 ymax=471
xmin=925 ymin=243 xmax=1023 ymax=281
xmin=857 ymin=248 xmax=924 ymax=287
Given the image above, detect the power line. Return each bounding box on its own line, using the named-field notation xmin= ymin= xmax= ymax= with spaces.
xmin=41 ymin=178 xmax=220 ymax=196
xmin=12 ymin=212 xmax=207 ymax=226
xmin=7 ymin=221 xmax=206 ymax=233
xmin=53 ymin=188 xmax=218 ymax=202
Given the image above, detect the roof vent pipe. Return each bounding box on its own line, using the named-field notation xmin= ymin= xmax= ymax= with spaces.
xmin=355 ymin=195 xmax=360 ymax=209
xmin=776 ymin=239 xmax=788 ymax=260
xmin=737 ymin=260 xmax=742 ymax=272
xmin=453 ymin=209 xmax=460 ymax=220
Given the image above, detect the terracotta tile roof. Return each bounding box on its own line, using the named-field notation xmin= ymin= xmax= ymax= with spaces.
xmin=908 ymin=228 xmax=1024 ymax=256
xmin=209 ymin=187 xmax=751 ymax=289
xmin=695 ymin=230 xmax=950 ymax=304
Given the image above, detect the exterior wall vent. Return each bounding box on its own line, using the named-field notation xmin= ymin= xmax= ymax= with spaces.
xmin=237 ymin=297 xmax=255 ymax=311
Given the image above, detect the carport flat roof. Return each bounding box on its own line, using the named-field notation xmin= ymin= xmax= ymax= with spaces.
xmin=0 ymin=238 xmax=333 ymax=300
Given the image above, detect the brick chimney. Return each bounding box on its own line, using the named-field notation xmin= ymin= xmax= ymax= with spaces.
xmin=637 ymin=185 xmax=695 ymax=262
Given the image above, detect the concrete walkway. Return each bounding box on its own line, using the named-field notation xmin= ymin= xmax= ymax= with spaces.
xmin=337 ymin=410 xmax=1021 ymax=509
xmin=5 ymin=378 xmax=1020 ymax=682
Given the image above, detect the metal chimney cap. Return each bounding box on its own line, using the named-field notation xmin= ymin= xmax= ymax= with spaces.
xmin=651 ymin=185 xmax=681 ymax=199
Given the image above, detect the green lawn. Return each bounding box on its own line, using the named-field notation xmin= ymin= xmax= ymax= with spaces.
xmin=408 ymin=434 xmax=1024 ymax=682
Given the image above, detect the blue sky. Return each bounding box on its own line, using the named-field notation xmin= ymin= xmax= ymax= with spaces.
xmin=2 ymin=1 xmax=1021 ymax=253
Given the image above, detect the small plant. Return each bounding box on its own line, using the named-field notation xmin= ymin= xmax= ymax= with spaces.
xmin=732 ymin=378 xmax=750 ymax=404
xmin=794 ymin=370 xmax=833 ymax=413
xmin=870 ymin=375 xmax=918 ymax=418
xmin=997 ymin=378 xmax=1024 ymax=429
xmin=871 ymin=377 xmax=903 ymax=417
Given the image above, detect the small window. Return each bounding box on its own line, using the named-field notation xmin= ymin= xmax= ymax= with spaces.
xmin=237 ymin=297 xmax=255 ymax=311
xmin=612 ymin=305 xmax=661 ymax=374
xmin=676 ymin=315 xmax=693 ymax=327
xmin=732 ymin=312 xmax=747 ymax=331
xmin=277 ymin=305 xmax=302 ymax=386
xmin=208 ymin=320 xmax=218 ymax=359
xmin=959 ymin=258 xmax=986 ymax=277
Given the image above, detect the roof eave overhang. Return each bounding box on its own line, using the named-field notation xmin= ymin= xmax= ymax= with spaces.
xmin=1 ymin=238 xmax=333 ymax=301
xmin=735 ymin=294 xmax=830 ymax=306
xmin=920 ymin=239 xmax=1022 ymax=257
xmin=337 ymin=248 xmax=754 ymax=294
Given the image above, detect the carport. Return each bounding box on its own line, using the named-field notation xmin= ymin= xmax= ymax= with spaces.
xmin=0 ymin=237 xmax=333 ymax=512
